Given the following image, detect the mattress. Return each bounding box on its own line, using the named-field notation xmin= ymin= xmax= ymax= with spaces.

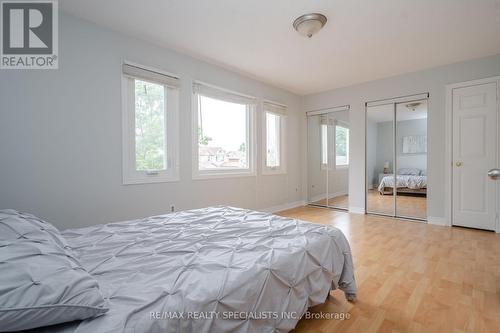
xmin=30 ymin=206 xmax=356 ymax=333
xmin=378 ymin=174 xmax=427 ymax=192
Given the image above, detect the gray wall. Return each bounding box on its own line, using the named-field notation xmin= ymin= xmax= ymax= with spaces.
xmin=366 ymin=121 xmax=378 ymax=188
xmin=372 ymin=119 xmax=427 ymax=181
xmin=302 ymin=53 xmax=500 ymax=217
xmin=394 ymin=119 xmax=427 ymax=173
xmin=0 ymin=13 xmax=303 ymax=229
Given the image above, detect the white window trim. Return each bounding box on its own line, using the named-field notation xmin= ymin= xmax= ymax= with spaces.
xmin=192 ymin=81 xmax=256 ymax=180
xmin=320 ymin=119 xmax=332 ymax=171
xmin=121 ymin=62 xmax=180 ymax=185
xmin=319 ymin=118 xmax=350 ymax=171
xmin=262 ymin=101 xmax=287 ymax=175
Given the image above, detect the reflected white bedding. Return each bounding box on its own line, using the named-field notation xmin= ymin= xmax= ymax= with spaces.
xmin=30 ymin=206 xmax=356 ymax=333
xmin=378 ymin=175 xmax=427 ymax=192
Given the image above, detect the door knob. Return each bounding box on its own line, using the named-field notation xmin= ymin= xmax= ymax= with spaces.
xmin=455 ymin=162 xmax=462 ymax=167
xmin=487 ymin=168 xmax=500 ymax=180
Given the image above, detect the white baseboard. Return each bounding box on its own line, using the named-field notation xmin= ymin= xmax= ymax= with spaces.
xmin=349 ymin=206 xmax=365 ymax=214
xmin=309 ymin=191 xmax=348 ymax=203
xmin=309 ymin=194 xmax=326 ymax=203
xmin=427 ymin=216 xmax=448 ymax=226
xmin=261 ymin=200 xmax=306 ymax=213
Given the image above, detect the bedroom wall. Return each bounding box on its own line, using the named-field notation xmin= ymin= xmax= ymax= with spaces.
xmin=0 ymin=13 xmax=303 ymax=229
xmin=374 ymin=119 xmax=428 ymax=176
xmin=375 ymin=121 xmax=393 ymax=177
xmin=302 ymin=53 xmax=500 ymax=220
xmin=366 ymin=121 xmax=378 ymax=188
xmin=394 ymin=119 xmax=427 ymax=172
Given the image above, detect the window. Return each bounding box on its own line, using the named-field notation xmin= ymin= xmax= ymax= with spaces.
xmin=335 ymin=124 xmax=349 ymax=166
xmin=266 ymin=112 xmax=280 ymax=167
xmin=320 ymin=117 xmax=349 ymax=169
xmin=263 ymin=101 xmax=286 ymax=174
xmin=321 ymin=123 xmax=328 ymax=166
xmin=122 ymin=63 xmax=179 ymax=184
xmin=134 ymin=80 xmax=165 ymax=171
xmin=193 ymin=82 xmax=256 ymax=178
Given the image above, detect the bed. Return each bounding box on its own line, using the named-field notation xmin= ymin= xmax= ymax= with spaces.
xmin=378 ymin=172 xmax=427 ymax=195
xmin=30 ymin=206 xmax=356 ymax=333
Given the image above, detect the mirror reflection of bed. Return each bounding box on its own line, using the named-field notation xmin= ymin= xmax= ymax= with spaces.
xmin=366 ymin=99 xmax=427 ymax=220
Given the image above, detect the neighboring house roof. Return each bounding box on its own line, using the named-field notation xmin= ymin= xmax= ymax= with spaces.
xmin=220 ymin=160 xmax=243 ymax=167
xmin=199 ymin=146 xmax=224 ymax=156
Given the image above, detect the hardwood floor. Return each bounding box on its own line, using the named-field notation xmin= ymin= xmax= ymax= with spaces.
xmin=311 ymin=191 xmax=427 ymax=219
xmin=276 ymin=206 xmax=500 ymax=333
xmin=312 ymin=194 xmax=349 ymax=209
xmin=366 ymin=190 xmax=427 ymax=219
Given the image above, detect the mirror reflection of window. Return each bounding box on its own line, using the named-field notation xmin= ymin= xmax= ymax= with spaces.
xmin=335 ymin=125 xmax=349 ymax=167
xmin=307 ymin=109 xmax=349 ymax=211
xmin=321 ymin=123 xmax=328 ymax=166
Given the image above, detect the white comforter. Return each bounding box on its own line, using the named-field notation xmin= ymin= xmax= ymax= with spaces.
xmin=378 ymin=175 xmax=427 ymax=192
xmin=32 ymin=206 xmax=356 ymax=333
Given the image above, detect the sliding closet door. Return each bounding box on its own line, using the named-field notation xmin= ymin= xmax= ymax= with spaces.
xmin=307 ymin=109 xmax=350 ymax=209
xmin=395 ymin=100 xmax=428 ymax=219
xmin=327 ymin=111 xmax=349 ymax=210
xmin=366 ymin=95 xmax=428 ymax=220
xmin=307 ymin=114 xmax=328 ymax=206
xmin=366 ymin=104 xmax=395 ymax=216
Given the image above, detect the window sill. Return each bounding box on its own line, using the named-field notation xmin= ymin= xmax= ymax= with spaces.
xmin=262 ymin=168 xmax=287 ymax=176
xmin=192 ymin=170 xmax=256 ymax=180
xmin=123 ymin=174 xmax=180 ymax=185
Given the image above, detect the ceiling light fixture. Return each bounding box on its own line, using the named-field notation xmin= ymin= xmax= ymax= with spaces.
xmin=293 ymin=13 xmax=327 ymax=38
xmin=406 ymin=102 xmax=421 ymax=111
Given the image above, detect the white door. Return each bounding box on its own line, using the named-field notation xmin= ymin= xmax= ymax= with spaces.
xmin=452 ymin=81 xmax=498 ymax=230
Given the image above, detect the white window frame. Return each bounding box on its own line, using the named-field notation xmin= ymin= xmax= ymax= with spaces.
xmin=262 ymin=101 xmax=287 ymax=175
xmin=192 ymin=81 xmax=256 ymax=179
xmin=335 ymin=121 xmax=350 ymax=168
xmin=122 ymin=62 xmax=180 ymax=185
xmin=320 ymin=117 xmax=332 ymax=170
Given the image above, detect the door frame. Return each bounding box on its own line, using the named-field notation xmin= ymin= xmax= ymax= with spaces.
xmin=305 ymin=104 xmax=351 ymax=211
xmin=364 ymin=93 xmax=429 ymax=222
xmin=445 ymin=76 xmax=500 ymax=233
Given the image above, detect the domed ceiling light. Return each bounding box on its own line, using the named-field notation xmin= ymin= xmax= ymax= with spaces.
xmin=406 ymin=102 xmax=421 ymax=111
xmin=293 ymin=13 xmax=327 ymax=38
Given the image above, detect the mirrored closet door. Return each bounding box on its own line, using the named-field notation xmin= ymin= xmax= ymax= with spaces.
xmin=307 ymin=107 xmax=350 ymax=210
xmin=366 ymin=96 xmax=428 ymax=220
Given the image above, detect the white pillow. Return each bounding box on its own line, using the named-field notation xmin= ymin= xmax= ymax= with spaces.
xmin=0 ymin=210 xmax=108 ymax=331
xmin=397 ymin=168 xmax=421 ymax=176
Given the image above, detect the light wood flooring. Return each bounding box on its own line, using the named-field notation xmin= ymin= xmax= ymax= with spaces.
xmin=312 ymin=191 xmax=427 ymax=219
xmin=276 ymin=206 xmax=500 ymax=333
xmin=367 ymin=190 xmax=427 ymax=219
xmin=311 ymin=195 xmax=349 ymax=209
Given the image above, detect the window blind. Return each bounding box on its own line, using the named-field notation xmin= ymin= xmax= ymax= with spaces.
xmin=263 ymin=101 xmax=287 ymax=115
xmin=123 ymin=63 xmax=180 ymax=88
xmin=193 ymin=82 xmax=257 ymax=105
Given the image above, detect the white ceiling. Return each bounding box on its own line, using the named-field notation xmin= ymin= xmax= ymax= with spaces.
xmin=367 ymin=100 xmax=428 ymax=123
xmin=61 ymin=0 xmax=500 ymax=95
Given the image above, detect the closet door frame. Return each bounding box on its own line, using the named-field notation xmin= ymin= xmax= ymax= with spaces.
xmin=365 ymin=93 xmax=429 ymax=221
xmin=306 ymin=105 xmax=350 ymax=210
